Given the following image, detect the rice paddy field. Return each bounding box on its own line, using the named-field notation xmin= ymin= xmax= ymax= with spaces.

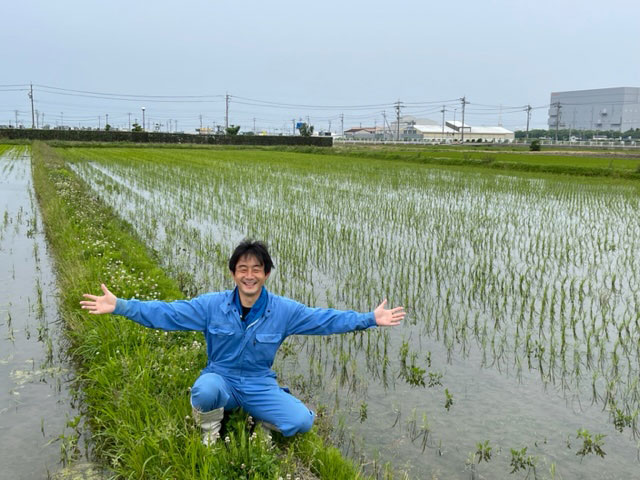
xmin=18 ymin=142 xmax=640 ymax=479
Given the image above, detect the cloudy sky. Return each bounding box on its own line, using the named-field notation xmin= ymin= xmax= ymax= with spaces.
xmin=2 ymin=0 xmax=639 ymax=133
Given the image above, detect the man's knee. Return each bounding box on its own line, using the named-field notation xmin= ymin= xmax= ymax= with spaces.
xmin=191 ymin=373 xmax=230 ymax=412
xmin=281 ymin=408 xmax=315 ymax=437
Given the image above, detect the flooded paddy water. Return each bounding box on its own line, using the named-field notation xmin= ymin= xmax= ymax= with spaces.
xmin=0 ymin=147 xmax=78 ymax=479
xmin=63 ymin=147 xmax=640 ymax=479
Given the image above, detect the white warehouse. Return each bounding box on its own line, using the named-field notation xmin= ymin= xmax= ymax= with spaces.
xmin=344 ymin=117 xmax=514 ymax=142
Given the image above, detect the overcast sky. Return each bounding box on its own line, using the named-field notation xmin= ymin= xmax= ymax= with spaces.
xmin=2 ymin=0 xmax=639 ymax=133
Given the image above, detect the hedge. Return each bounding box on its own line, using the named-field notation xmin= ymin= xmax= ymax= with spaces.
xmin=0 ymin=128 xmax=333 ymax=147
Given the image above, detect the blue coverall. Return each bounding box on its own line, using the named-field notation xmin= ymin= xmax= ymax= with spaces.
xmin=113 ymin=287 xmax=377 ymax=436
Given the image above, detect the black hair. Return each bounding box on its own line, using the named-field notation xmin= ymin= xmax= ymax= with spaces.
xmin=228 ymin=239 xmax=274 ymax=274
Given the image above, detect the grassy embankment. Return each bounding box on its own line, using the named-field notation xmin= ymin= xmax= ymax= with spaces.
xmin=329 ymin=146 xmax=640 ymax=179
xmin=31 ymin=141 xmax=381 ymax=480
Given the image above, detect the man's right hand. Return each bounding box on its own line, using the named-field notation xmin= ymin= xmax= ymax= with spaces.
xmin=80 ymin=284 xmax=117 ymax=314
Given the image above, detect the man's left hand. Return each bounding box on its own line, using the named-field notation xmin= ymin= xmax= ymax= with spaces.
xmin=374 ymin=299 xmax=405 ymax=326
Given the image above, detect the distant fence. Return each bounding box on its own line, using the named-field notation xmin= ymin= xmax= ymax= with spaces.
xmin=334 ymin=138 xmax=640 ymax=150
xmin=0 ymin=129 xmax=333 ymax=147
xmin=527 ymin=139 xmax=640 ymax=149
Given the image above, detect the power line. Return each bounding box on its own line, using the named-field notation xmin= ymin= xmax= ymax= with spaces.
xmin=34 ymin=84 xmax=226 ymax=99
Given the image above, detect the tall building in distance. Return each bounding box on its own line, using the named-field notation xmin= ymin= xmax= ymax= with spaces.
xmin=548 ymin=87 xmax=640 ymax=132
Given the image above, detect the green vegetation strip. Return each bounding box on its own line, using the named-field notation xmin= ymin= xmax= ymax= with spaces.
xmin=31 ymin=141 xmax=373 ymax=480
xmin=327 ymin=146 xmax=640 ymax=178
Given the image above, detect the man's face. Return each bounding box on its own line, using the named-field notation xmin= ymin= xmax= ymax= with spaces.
xmin=232 ymin=254 xmax=269 ymax=300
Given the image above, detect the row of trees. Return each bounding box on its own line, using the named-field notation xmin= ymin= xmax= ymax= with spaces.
xmin=218 ymin=123 xmax=314 ymax=137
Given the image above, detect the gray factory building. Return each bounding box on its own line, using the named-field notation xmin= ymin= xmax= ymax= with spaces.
xmin=548 ymin=87 xmax=640 ymax=131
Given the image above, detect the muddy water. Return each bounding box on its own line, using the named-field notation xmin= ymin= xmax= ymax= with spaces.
xmin=0 ymin=148 xmax=76 ymax=479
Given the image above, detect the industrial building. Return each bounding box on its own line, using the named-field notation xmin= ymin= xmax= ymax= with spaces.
xmin=548 ymin=87 xmax=640 ymax=131
xmin=343 ymin=116 xmax=514 ymax=142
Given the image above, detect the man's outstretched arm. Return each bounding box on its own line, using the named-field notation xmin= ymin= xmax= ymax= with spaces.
xmin=285 ymin=298 xmax=405 ymax=336
xmin=80 ymin=283 xmax=209 ymax=331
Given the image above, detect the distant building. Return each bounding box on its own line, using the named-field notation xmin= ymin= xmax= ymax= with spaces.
xmin=343 ymin=116 xmax=513 ymax=142
xmin=384 ymin=116 xmax=514 ymax=142
xmin=343 ymin=127 xmax=376 ymax=139
xmin=446 ymin=121 xmax=514 ymax=142
xmin=548 ymin=87 xmax=640 ymax=131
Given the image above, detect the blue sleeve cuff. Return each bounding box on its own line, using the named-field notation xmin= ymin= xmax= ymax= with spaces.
xmin=113 ymin=298 xmax=128 ymax=315
xmin=367 ymin=312 xmax=377 ymax=328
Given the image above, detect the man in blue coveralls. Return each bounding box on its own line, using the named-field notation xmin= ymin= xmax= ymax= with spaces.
xmin=80 ymin=240 xmax=405 ymax=444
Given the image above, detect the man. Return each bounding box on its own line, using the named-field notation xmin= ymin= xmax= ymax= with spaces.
xmin=80 ymin=240 xmax=405 ymax=444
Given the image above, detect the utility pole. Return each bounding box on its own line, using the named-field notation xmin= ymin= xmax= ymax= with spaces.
xmin=460 ymin=96 xmax=467 ymax=143
xmin=382 ymin=111 xmax=386 ymax=140
xmin=35 ymin=109 xmax=39 ymax=129
xmin=395 ymin=100 xmax=402 ymax=141
xmin=525 ymin=105 xmax=532 ymax=141
xmin=15 ymin=110 xmax=18 ymax=128
xmin=128 ymin=113 xmax=131 ymax=131
xmin=253 ymin=117 xmax=256 ymax=133
xmin=225 ymin=93 xmax=230 ymax=130
xmin=98 ymin=116 xmax=101 ymax=130
xmin=441 ymin=105 xmax=446 ymax=141
xmin=199 ymin=114 xmax=203 ymax=132
xmin=28 ymin=83 xmax=35 ymax=128
xmin=141 ymin=107 xmax=146 ymax=132
xmin=453 ymin=108 xmax=457 ymax=139
xmin=340 ymin=113 xmax=344 ymax=136
xmin=292 ymin=118 xmax=296 ymax=135
xmin=61 ymin=112 xmax=64 ymax=129
xmin=106 ymin=113 xmax=109 ymax=129
xmin=554 ymin=102 xmax=562 ymax=142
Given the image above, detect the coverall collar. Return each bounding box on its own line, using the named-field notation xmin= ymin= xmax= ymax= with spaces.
xmin=232 ymin=286 xmax=268 ymax=325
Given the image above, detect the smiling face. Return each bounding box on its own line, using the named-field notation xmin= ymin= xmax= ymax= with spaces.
xmin=231 ymin=254 xmax=270 ymax=306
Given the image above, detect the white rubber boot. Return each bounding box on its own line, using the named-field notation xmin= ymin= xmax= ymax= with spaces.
xmin=258 ymin=420 xmax=281 ymax=444
xmin=193 ymin=407 xmax=224 ymax=446
xmin=259 ymin=420 xmax=280 ymax=433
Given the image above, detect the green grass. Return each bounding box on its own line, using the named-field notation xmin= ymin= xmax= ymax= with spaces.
xmin=31 ymin=141 xmax=374 ymax=479
xmin=327 ymin=146 xmax=640 ymax=177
